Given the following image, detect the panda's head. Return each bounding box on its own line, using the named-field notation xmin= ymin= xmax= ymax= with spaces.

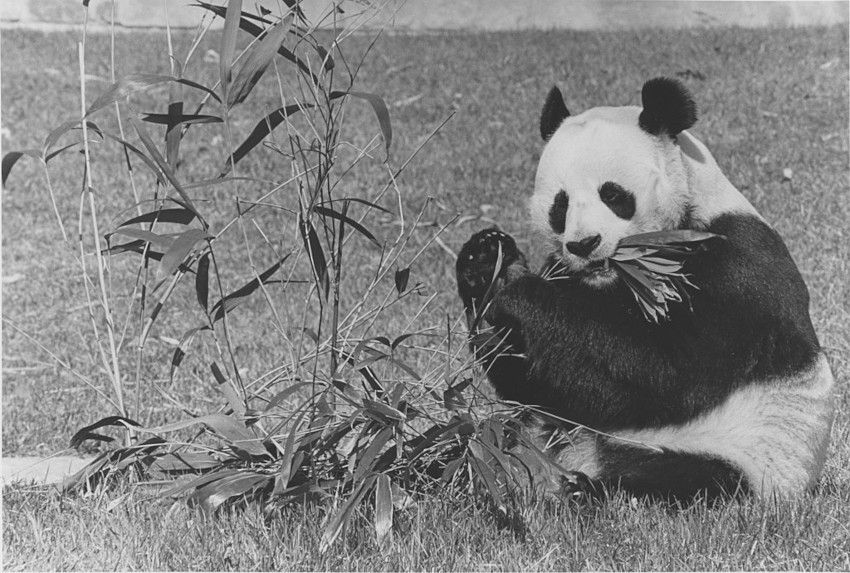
xmin=530 ymin=77 xmax=698 ymax=288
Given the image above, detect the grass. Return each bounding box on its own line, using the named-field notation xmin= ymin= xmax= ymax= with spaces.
xmin=2 ymin=20 xmax=849 ymax=571
xmin=5 ymin=483 xmax=850 ymax=571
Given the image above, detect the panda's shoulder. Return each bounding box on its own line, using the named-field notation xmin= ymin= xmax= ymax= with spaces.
xmin=690 ymin=212 xmax=811 ymax=318
xmin=701 ymin=213 xmax=797 ymax=277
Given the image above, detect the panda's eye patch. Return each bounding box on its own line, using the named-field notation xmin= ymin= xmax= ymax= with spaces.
xmin=598 ymin=182 xmax=636 ymax=220
xmin=548 ymin=190 xmax=569 ymax=234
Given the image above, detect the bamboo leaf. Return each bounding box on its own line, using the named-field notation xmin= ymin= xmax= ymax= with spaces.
xmin=100 ymin=131 xmax=168 ymax=186
xmin=44 ymin=142 xmax=79 ymax=163
xmin=4 ymin=143 xmax=80 ymax=186
xmin=616 ymin=266 xmax=663 ymax=323
xmin=264 ymin=382 xmax=313 ymax=412
xmin=619 ymin=229 xmax=721 ymax=247
xmin=353 ymin=427 xmax=393 ymax=482
xmin=169 ymin=325 xmax=209 ymax=384
xmin=208 ymin=256 xmax=287 ymax=323
xmin=2 ymin=150 xmax=41 ymax=186
xmin=85 ymin=74 xmax=220 ymax=117
xmin=443 ymin=379 xmax=472 ymax=411
xmin=69 ymin=416 xmax=141 ymax=449
xmin=610 ymin=246 xmax=652 ymax=262
xmin=102 ymin=239 xmax=164 ymax=261
xmin=331 ymin=379 xmax=365 ymax=406
xmin=299 ymin=216 xmax=329 ymax=301
xmin=194 ymin=1 xmax=330 ymax=80
xmin=70 ymin=432 xmax=115 ymax=446
xmin=390 ymin=482 xmax=414 ymax=511
xmin=633 ymin=256 xmax=684 ymax=274
xmin=314 ymin=205 xmax=381 ymax=247
xmin=477 ymin=435 xmax=516 ymax=484
xmin=118 ymin=207 xmax=197 ymax=227
xmin=441 ymin=457 xmax=467 ymax=484
xmin=332 ymin=90 xmax=393 ymax=160
xmin=390 ymin=331 xmax=437 ymax=350
xmin=319 ymin=474 xmax=377 ymax=553
xmin=388 ymin=355 xmax=422 ymax=381
xmin=320 ymin=197 xmax=389 ymax=214
xmin=145 ymin=414 xmax=267 ymax=458
xmin=165 ymin=62 xmax=184 ymax=169
xmin=183 ymin=175 xmax=269 ymax=191
xmin=196 ymin=252 xmax=210 ymax=311
xmin=149 ymin=451 xmax=222 ymax=473
xmin=273 ymin=409 xmax=307 ymax=495
xmin=219 ymin=0 xmax=243 ymax=103
xmin=221 ymin=102 xmax=315 ymax=175
xmin=389 ymin=382 xmax=404 ymax=409
xmin=160 ymin=469 xmax=241 ymax=499
xmin=362 ymin=399 xmax=406 ymax=423
xmin=394 ymin=267 xmax=410 ymax=294
xmin=211 ymin=362 xmax=246 ymax=417
xmin=610 ymin=230 xmax=723 ymax=323
xmin=62 ymin=453 xmax=110 ymax=492
xmin=110 ymin=227 xmax=175 ymax=249
xmin=43 ymin=119 xmax=103 ymax=154
xmin=189 ymin=472 xmax=270 ymax=512
xmin=612 ymin=259 xmax=656 ymax=292
xmin=338 ymin=345 xmax=385 ymax=395
xmin=227 ymin=16 xmax=291 ymax=109
xmin=130 ymin=114 xmax=202 ymax=223
xmin=469 ymin=453 xmax=504 ymax=509
xmin=141 ymin=113 xmax=223 ymax=125
xmin=375 ymin=474 xmax=393 ymax=550
xmin=356 ymin=351 xmax=389 ymax=371
xmin=159 ymin=228 xmax=210 ymax=277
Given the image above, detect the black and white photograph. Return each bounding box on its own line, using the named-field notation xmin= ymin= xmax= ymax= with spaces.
xmin=2 ymin=0 xmax=848 ymax=569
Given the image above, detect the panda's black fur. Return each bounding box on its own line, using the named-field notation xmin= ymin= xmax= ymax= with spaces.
xmin=456 ymin=78 xmax=835 ymax=501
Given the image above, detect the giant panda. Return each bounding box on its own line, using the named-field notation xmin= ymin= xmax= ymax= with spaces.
xmin=456 ymin=77 xmax=835 ymax=500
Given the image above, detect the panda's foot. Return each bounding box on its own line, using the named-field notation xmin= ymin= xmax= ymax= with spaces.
xmin=456 ymin=228 xmax=528 ymax=311
xmin=559 ymin=471 xmax=605 ymax=503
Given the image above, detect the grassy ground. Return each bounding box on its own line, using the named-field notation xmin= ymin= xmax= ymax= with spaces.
xmin=2 ymin=22 xmax=849 ymax=570
xmin=4 ymin=483 xmax=850 ymax=571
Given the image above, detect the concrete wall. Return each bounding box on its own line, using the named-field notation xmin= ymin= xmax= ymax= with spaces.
xmin=1 ymin=0 xmax=847 ymax=30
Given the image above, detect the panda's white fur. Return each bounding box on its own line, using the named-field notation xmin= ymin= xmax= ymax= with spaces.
xmin=456 ymin=77 xmax=835 ymax=500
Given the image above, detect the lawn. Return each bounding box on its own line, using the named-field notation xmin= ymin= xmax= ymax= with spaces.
xmin=2 ymin=18 xmax=849 ymax=571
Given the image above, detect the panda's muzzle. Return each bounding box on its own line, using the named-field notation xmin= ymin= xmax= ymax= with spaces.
xmin=566 ymin=234 xmax=602 ymax=258
xmin=585 ymin=258 xmax=611 ymax=273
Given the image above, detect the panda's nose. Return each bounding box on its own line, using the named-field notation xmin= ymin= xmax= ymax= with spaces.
xmin=566 ymin=234 xmax=602 ymax=258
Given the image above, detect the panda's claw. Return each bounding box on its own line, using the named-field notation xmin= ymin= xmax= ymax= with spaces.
xmin=559 ymin=471 xmax=604 ymax=503
xmin=456 ymin=228 xmax=527 ymax=309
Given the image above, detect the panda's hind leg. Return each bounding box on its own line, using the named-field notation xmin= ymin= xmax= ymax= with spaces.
xmin=595 ymin=440 xmax=749 ymax=502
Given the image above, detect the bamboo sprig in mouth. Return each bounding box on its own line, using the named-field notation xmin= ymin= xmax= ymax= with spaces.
xmin=610 ymin=230 xmax=724 ymax=323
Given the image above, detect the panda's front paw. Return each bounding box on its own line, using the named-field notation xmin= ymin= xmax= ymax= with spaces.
xmin=456 ymin=228 xmax=528 ymax=310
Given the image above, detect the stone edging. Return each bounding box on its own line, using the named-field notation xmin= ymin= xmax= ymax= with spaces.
xmin=2 ymin=456 xmax=93 ymax=486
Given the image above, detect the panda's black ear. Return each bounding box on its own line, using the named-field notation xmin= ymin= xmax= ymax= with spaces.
xmin=639 ymin=77 xmax=697 ymax=137
xmin=540 ymin=86 xmax=571 ymax=141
